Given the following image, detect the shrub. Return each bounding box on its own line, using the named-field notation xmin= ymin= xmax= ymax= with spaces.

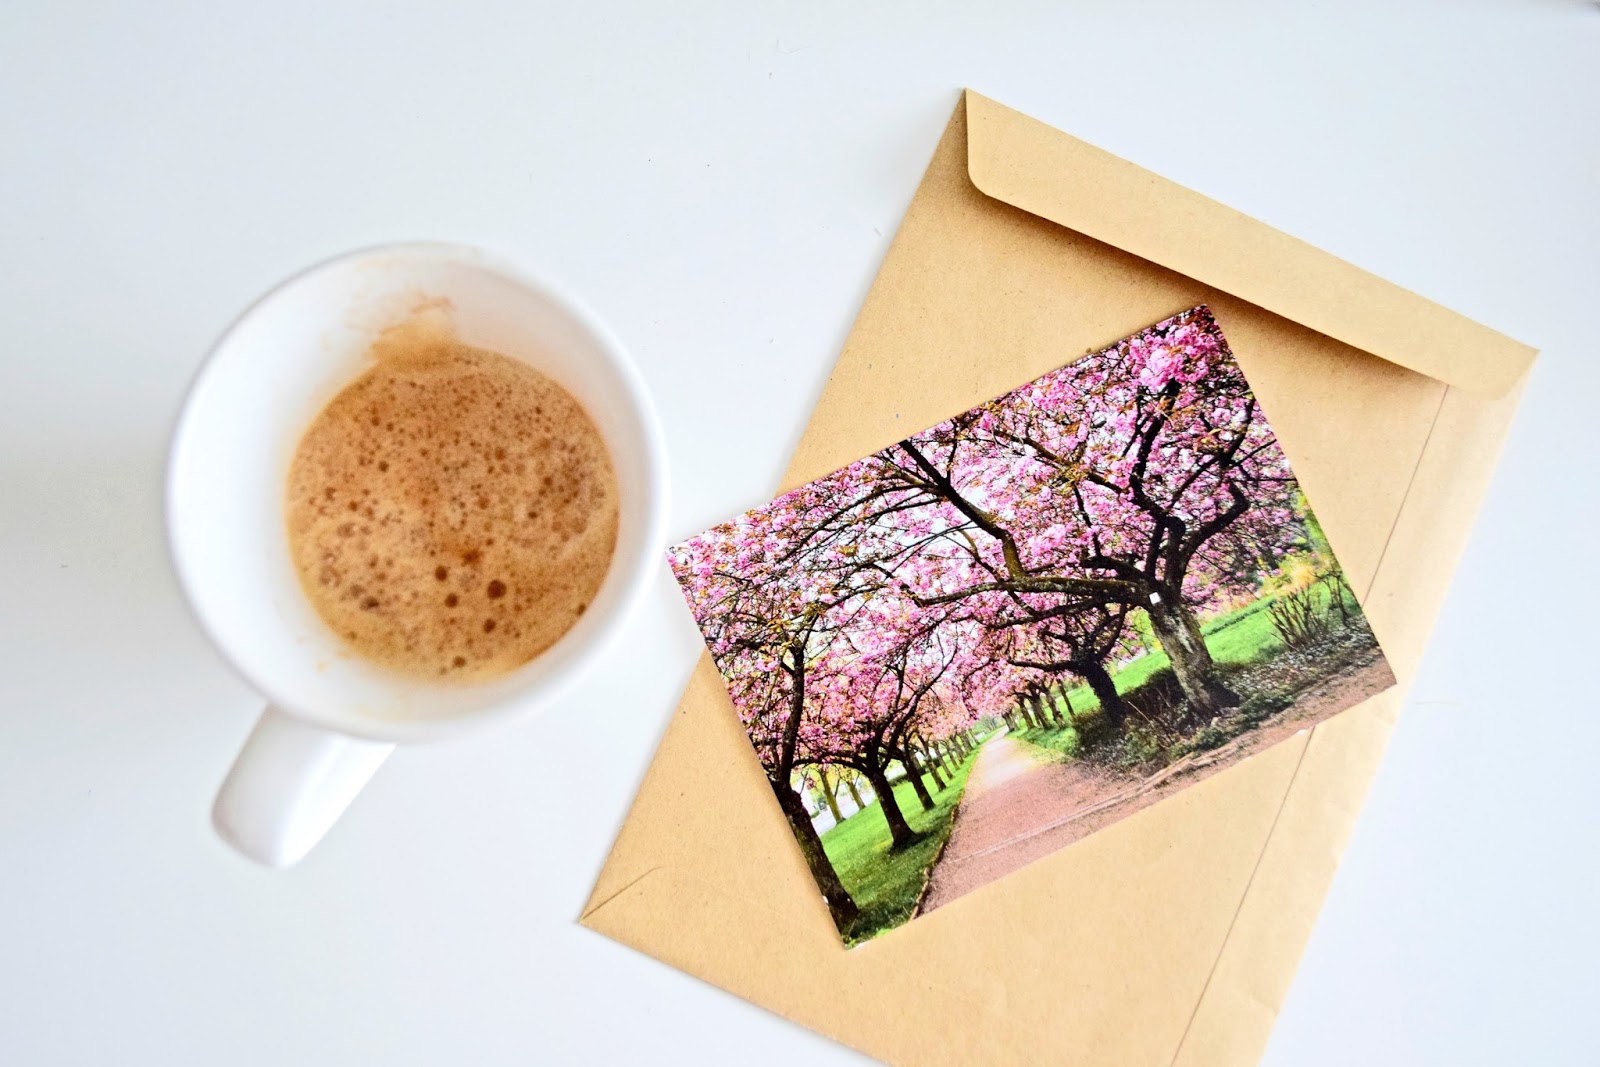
xmin=1238 ymin=691 xmax=1293 ymax=726
xmin=1236 ymin=704 xmax=1269 ymax=728
xmin=1267 ymin=584 xmax=1333 ymax=649
xmin=1097 ymin=724 xmax=1168 ymax=774
xmin=1069 ymin=705 xmax=1116 ymax=751
xmin=1116 ymin=668 xmax=1188 ymax=732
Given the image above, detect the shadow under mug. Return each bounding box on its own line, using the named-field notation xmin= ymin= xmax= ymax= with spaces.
xmin=167 ymin=243 xmax=668 ymax=867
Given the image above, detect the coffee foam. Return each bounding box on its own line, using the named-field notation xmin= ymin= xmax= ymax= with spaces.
xmin=286 ymin=310 xmax=619 ymax=681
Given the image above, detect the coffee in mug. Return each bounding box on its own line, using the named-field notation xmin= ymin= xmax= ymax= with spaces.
xmin=171 ymin=244 xmax=666 ymax=867
xmin=285 ymin=304 xmax=619 ymax=681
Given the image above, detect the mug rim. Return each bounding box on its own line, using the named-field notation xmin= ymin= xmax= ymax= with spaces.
xmin=165 ymin=241 xmax=669 ymax=744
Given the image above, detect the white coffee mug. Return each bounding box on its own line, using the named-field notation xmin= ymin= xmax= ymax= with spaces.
xmin=167 ymin=243 xmax=667 ymax=867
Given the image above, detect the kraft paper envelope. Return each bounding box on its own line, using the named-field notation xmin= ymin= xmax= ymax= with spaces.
xmin=581 ymin=91 xmax=1535 ymax=1066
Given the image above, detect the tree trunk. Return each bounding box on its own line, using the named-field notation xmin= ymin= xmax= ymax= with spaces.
xmin=902 ymin=753 xmax=936 ymax=811
xmin=864 ymin=765 xmax=918 ymax=847
xmin=817 ymin=769 xmax=843 ymax=824
xmin=1147 ymin=600 xmax=1239 ymax=722
xmin=772 ymin=780 xmax=858 ymax=927
xmin=1060 ymin=686 xmax=1074 ymax=721
xmin=921 ymin=746 xmax=947 ymax=792
xmin=1079 ymin=658 xmax=1129 ymax=730
xmin=1038 ymin=693 xmax=1059 ymax=727
xmin=844 ymin=775 xmax=865 ymax=810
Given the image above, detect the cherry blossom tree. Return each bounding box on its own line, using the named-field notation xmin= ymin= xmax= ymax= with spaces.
xmin=670 ymin=511 xmax=863 ymax=924
xmin=670 ymin=306 xmax=1315 ymax=909
xmin=824 ymin=307 xmax=1296 ymax=720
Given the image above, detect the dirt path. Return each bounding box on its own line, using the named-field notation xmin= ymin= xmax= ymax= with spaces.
xmin=919 ymin=656 xmax=1396 ymax=913
xmin=920 ymin=732 xmax=1129 ymax=911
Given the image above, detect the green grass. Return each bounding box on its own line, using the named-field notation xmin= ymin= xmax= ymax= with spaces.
xmin=820 ymin=751 xmax=980 ymax=945
xmin=1039 ymin=586 xmax=1357 ymax=719
xmin=1012 ymin=722 xmax=1081 ymax=760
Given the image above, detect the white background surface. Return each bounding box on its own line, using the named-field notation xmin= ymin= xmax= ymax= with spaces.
xmin=2 ymin=2 xmax=1595 ymax=1064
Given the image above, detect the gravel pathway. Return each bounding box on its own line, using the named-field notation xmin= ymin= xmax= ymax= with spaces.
xmin=920 ymin=732 xmax=1127 ymax=911
xmin=919 ymin=657 xmax=1396 ymax=912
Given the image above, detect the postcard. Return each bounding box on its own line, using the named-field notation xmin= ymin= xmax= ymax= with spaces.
xmin=668 ymin=306 xmax=1395 ymax=945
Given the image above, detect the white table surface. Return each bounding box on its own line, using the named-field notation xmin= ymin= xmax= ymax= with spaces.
xmin=2 ymin=3 xmax=1595 ymax=1064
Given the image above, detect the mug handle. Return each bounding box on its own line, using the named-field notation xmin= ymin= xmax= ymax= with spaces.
xmin=212 ymin=708 xmax=395 ymax=867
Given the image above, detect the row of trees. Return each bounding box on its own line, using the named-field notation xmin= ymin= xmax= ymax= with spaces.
xmin=804 ymin=722 xmax=984 ymax=830
xmin=670 ymin=307 xmax=1306 ymax=928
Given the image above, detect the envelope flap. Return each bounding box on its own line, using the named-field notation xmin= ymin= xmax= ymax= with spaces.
xmin=963 ymin=90 xmax=1535 ymax=397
